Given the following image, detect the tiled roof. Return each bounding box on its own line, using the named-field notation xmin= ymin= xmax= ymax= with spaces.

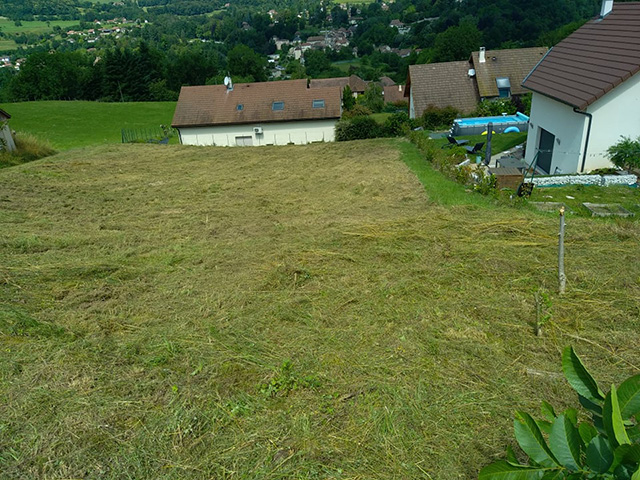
xmin=407 ymin=62 xmax=480 ymax=115
xmin=383 ymin=84 xmax=405 ymax=104
xmin=379 ymin=76 xmax=396 ymax=87
xmin=522 ymin=2 xmax=640 ymax=110
xmin=172 ymin=79 xmax=341 ymax=128
xmin=471 ymin=47 xmax=548 ymax=98
xmin=309 ymin=75 xmax=369 ymax=93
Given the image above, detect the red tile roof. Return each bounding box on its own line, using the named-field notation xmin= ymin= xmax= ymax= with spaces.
xmin=309 ymin=75 xmax=369 ymax=93
xmin=407 ymin=62 xmax=480 ymax=115
xmin=383 ymin=84 xmax=406 ymax=104
xmin=523 ymin=2 xmax=640 ymax=109
xmin=471 ymin=47 xmax=548 ymax=98
xmin=172 ymin=79 xmax=341 ymax=128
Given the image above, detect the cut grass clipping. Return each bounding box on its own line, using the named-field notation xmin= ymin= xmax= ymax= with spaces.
xmin=1 ymin=139 xmax=639 ymax=479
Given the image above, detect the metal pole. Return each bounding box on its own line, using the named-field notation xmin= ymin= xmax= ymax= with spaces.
xmin=558 ymin=206 xmax=566 ymax=294
xmin=484 ymin=122 xmax=493 ymax=165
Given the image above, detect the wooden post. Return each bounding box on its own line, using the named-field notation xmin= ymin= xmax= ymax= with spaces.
xmin=558 ymin=206 xmax=566 ymax=294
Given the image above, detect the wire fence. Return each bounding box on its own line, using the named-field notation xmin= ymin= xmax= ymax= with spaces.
xmin=121 ymin=125 xmax=177 ymax=144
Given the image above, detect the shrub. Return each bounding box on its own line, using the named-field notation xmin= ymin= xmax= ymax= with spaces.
xmin=421 ymin=105 xmax=460 ymax=130
xmin=342 ymin=104 xmax=372 ymax=119
xmin=480 ymin=346 xmax=640 ymax=480
xmin=383 ymin=112 xmax=414 ymax=137
xmin=607 ymin=136 xmax=640 ymax=172
xmin=335 ymin=116 xmax=383 ymax=141
xmin=0 ymin=132 xmax=56 ymax=168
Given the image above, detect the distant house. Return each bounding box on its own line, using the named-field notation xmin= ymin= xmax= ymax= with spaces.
xmin=171 ymin=79 xmax=342 ymax=147
xmin=389 ymin=19 xmax=410 ymax=35
xmin=0 ymin=109 xmax=16 ymax=152
xmin=384 ymin=84 xmax=406 ymax=104
xmin=309 ymin=74 xmax=368 ymax=97
xmin=405 ymin=46 xmax=548 ymax=118
xmin=522 ymin=1 xmax=640 ymax=174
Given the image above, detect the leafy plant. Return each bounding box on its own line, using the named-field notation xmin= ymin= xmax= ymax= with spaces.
xmin=607 ymin=137 xmax=640 ymax=172
xmin=480 ymin=346 xmax=640 ymax=480
xmin=259 ymin=360 xmax=320 ymax=398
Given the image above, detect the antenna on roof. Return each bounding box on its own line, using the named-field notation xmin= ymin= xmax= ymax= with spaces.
xmin=223 ymin=73 xmax=233 ymax=92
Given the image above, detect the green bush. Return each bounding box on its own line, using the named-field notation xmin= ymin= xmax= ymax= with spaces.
xmin=342 ymin=104 xmax=372 ymax=119
xmin=480 ymin=346 xmax=640 ymax=480
xmin=383 ymin=112 xmax=415 ymax=137
xmin=335 ymin=116 xmax=383 ymax=141
xmin=0 ymin=132 xmax=56 ymax=168
xmin=421 ymin=105 xmax=460 ymax=130
xmin=607 ymin=136 xmax=640 ymax=171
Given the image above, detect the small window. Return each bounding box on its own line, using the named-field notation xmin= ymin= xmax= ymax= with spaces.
xmin=496 ymin=77 xmax=511 ymax=98
xmin=272 ymin=101 xmax=285 ymax=111
xmin=237 ymin=104 xmax=244 ymax=111
xmin=312 ymin=99 xmax=325 ymax=108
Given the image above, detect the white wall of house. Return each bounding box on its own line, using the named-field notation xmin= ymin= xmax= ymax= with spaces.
xmin=524 ymin=92 xmax=587 ymax=174
xmin=525 ymin=71 xmax=640 ymax=174
xmin=586 ymin=71 xmax=640 ymax=170
xmin=178 ymin=119 xmax=337 ymax=147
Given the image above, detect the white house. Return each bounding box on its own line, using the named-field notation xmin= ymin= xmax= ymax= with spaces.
xmin=522 ymin=0 xmax=640 ymax=174
xmin=171 ymin=79 xmax=342 ymax=147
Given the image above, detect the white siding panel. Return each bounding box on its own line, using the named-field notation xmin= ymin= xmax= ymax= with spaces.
xmin=586 ymin=71 xmax=640 ymax=171
xmin=524 ymin=92 xmax=586 ymax=174
xmin=178 ymin=120 xmax=337 ymax=147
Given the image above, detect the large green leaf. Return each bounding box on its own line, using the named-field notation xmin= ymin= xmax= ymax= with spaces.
xmin=603 ymin=386 xmax=632 ymax=447
xmin=515 ymin=412 xmax=560 ymax=468
xmin=585 ymin=435 xmax=614 ymax=473
xmin=540 ymin=471 xmax=565 ymax=480
xmin=614 ymin=444 xmax=640 ymax=467
xmin=579 ymin=394 xmax=603 ymax=416
xmin=618 ymin=375 xmax=640 ymax=420
xmin=632 ymin=465 xmax=640 ymax=480
xmin=479 ymin=461 xmax=547 ymax=480
xmin=541 ymin=401 xmax=557 ymax=422
xmin=578 ymin=422 xmax=597 ymax=445
xmin=549 ymin=414 xmax=583 ymax=471
xmin=562 ymin=347 xmax=604 ymax=404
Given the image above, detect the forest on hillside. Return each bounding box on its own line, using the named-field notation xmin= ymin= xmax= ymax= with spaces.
xmin=0 ymin=0 xmax=630 ymax=103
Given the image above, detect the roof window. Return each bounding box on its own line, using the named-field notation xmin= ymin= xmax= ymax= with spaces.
xmin=496 ymin=77 xmax=511 ymax=98
xmin=237 ymin=104 xmax=244 ymax=111
xmin=272 ymin=101 xmax=285 ymax=111
xmin=312 ymin=99 xmax=325 ymax=108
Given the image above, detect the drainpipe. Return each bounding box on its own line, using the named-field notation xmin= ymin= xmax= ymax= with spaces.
xmin=573 ymin=107 xmax=592 ymax=173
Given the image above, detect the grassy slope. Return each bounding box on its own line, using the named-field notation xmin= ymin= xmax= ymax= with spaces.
xmin=0 ymin=18 xmax=79 ymax=35
xmin=1 ymin=139 xmax=639 ymax=479
xmin=0 ymin=101 xmax=177 ymax=150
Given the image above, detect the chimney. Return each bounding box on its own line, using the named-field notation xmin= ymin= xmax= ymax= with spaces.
xmin=600 ymin=0 xmax=613 ymax=18
xmin=479 ymin=47 xmax=486 ymax=63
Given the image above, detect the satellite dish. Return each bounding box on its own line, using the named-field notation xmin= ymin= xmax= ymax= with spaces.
xmin=468 ymin=68 xmax=476 ymax=77
xmin=223 ymin=76 xmax=230 ymax=86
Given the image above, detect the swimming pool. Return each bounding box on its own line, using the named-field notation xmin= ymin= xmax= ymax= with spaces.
xmin=451 ymin=112 xmax=529 ymax=136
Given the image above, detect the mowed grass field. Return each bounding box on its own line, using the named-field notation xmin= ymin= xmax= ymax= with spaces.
xmin=1 ymin=139 xmax=640 ymax=479
xmin=0 ymin=18 xmax=79 ymax=35
xmin=0 ymin=101 xmax=177 ymax=150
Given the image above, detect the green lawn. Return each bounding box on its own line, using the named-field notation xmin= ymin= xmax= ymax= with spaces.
xmin=0 ymin=18 xmax=79 ymax=35
xmin=0 ymin=38 xmax=18 ymax=51
xmin=0 ymin=101 xmax=177 ymax=150
xmin=430 ymin=131 xmax=528 ymax=154
xmin=332 ymin=59 xmax=361 ymax=73
xmin=1 ymin=139 xmax=639 ymax=479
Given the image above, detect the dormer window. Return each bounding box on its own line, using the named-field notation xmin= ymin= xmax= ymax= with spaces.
xmin=272 ymin=101 xmax=285 ymax=111
xmin=312 ymin=99 xmax=325 ymax=108
xmin=496 ymin=77 xmax=511 ymax=98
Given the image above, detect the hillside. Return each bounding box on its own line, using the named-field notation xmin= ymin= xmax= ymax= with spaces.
xmin=0 ymin=101 xmax=177 ymax=150
xmin=1 ymin=140 xmax=639 ymax=479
